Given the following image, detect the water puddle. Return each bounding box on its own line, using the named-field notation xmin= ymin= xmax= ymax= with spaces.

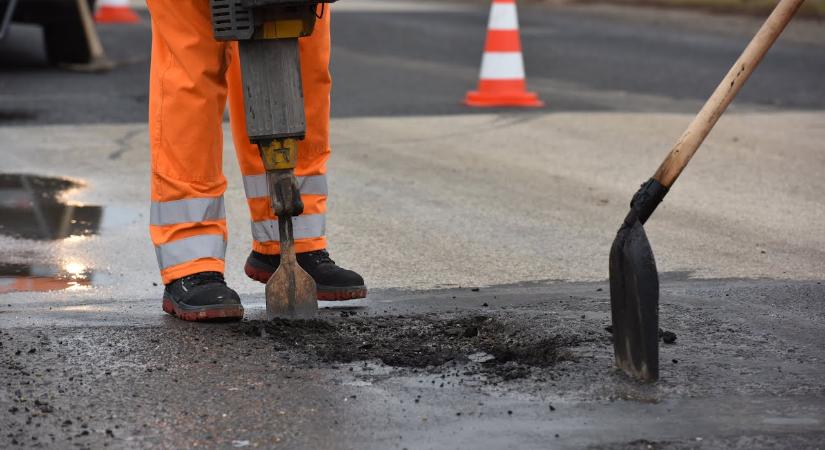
xmin=0 ymin=174 xmax=102 ymax=240
xmin=0 ymin=174 xmax=101 ymax=294
xmin=0 ymin=262 xmax=92 ymax=294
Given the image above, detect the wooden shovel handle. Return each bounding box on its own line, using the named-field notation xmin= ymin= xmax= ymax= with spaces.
xmin=653 ymin=0 xmax=804 ymax=188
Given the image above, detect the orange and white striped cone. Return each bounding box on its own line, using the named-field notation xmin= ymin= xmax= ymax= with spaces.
xmin=464 ymin=0 xmax=543 ymax=108
xmin=95 ymin=0 xmax=141 ymax=24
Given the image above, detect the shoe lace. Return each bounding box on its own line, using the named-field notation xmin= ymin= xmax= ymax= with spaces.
xmin=307 ymin=249 xmax=335 ymax=266
xmin=186 ymin=271 xmax=226 ymax=287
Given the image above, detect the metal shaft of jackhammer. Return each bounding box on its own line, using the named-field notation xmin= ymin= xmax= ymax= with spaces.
xmin=265 ymin=168 xmax=303 ymax=262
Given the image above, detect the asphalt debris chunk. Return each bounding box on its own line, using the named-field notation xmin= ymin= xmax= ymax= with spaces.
xmin=658 ymin=329 xmax=677 ymax=344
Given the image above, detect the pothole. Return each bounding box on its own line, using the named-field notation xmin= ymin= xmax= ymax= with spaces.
xmin=234 ymin=314 xmax=588 ymax=381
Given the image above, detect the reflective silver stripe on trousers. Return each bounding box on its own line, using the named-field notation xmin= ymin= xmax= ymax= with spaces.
xmin=251 ymin=214 xmax=326 ymax=242
xmin=242 ymin=174 xmax=328 ymax=198
xmin=150 ymin=196 xmax=226 ymax=226
xmin=155 ymin=234 xmax=226 ymax=270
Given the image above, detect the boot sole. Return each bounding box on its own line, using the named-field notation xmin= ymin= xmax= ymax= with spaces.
xmin=244 ymin=263 xmax=367 ymax=301
xmin=162 ymin=296 xmax=244 ymax=322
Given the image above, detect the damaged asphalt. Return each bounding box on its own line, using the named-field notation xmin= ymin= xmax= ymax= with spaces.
xmin=3 ymin=278 xmax=824 ymax=448
xmin=1 ymin=0 xmax=824 ymax=448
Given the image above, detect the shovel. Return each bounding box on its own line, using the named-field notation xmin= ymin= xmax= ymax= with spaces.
xmin=264 ymin=169 xmax=318 ymax=320
xmin=609 ymin=0 xmax=804 ymax=382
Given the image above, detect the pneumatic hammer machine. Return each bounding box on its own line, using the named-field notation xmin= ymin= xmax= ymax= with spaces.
xmin=209 ymin=0 xmax=336 ymax=319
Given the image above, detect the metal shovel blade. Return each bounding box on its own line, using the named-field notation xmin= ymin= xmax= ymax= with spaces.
xmin=265 ymin=260 xmax=317 ymax=320
xmin=609 ymin=218 xmax=659 ymax=382
xmin=265 ymin=217 xmax=318 ymax=320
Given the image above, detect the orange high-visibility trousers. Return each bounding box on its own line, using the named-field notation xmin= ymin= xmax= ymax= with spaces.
xmin=147 ymin=0 xmax=331 ymax=284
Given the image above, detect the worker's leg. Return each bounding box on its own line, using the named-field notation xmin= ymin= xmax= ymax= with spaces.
xmin=227 ymin=14 xmax=330 ymax=255
xmin=147 ymin=0 xmax=242 ymax=319
xmin=228 ymin=9 xmax=366 ymax=300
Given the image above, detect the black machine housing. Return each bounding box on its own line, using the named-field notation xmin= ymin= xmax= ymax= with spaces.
xmin=210 ymin=0 xmax=336 ymax=41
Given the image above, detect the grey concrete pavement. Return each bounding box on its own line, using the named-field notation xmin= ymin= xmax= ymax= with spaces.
xmin=1 ymin=111 xmax=823 ymax=299
xmin=1 ymin=1 xmax=824 ymax=448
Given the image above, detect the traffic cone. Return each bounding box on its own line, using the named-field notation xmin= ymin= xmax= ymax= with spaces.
xmin=95 ymin=0 xmax=141 ymax=24
xmin=465 ymin=0 xmax=543 ymax=108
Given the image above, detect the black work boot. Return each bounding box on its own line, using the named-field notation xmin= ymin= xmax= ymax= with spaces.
xmin=162 ymin=272 xmax=244 ymax=321
xmin=244 ymin=249 xmax=367 ymax=301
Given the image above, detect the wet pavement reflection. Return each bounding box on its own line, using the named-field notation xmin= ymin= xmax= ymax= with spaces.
xmin=0 ymin=262 xmax=92 ymax=294
xmin=0 ymin=174 xmax=100 ymax=294
xmin=0 ymin=174 xmax=101 ymax=240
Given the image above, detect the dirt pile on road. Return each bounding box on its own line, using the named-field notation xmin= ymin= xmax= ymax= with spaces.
xmin=234 ymin=314 xmax=586 ymax=379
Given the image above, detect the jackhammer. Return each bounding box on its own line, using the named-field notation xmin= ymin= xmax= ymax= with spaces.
xmin=209 ymin=0 xmax=336 ymax=319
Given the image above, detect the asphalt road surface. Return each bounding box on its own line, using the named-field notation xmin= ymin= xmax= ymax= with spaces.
xmin=1 ymin=1 xmax=824 ymax=449
xmin=1 ymin=0 xmax=824 ymax=124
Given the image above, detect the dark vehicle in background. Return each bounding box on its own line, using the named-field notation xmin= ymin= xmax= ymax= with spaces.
xmin=0 ymin=0 xmax=99 ymax=64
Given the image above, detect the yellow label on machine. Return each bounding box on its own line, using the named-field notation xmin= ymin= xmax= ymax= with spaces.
xmin=260 ymin=139 xmax=298 ymax=171
xmin=262 ymin=20 xmax=305 ymax=39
